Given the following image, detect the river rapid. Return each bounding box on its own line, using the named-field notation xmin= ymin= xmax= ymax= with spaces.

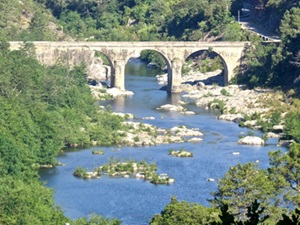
xmin=40 ymin=59 xmax=287 ymax=225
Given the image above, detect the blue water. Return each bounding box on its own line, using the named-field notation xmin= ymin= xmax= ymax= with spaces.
xmin=40 ymin=60 xmax=286 ymax=225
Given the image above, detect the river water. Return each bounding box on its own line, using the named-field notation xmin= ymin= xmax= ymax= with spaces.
xmin=40 ymin=59 xmax=286 ymax=225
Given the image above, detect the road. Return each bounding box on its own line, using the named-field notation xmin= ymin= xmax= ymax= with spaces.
xmin=237 ymin=1 xmax=281 ymax=42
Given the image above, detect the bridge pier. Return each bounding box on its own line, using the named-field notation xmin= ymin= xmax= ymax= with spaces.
xmin=169 ymin=58 xmax=183 ymax=93
xmin=112 ymin=60 xmax=126 ymax=90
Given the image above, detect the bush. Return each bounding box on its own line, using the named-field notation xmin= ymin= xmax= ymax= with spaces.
xmin=284 ymin=111 xmax=300 ymax=142
xmin=73 ymin=166 xmax=88 ymax=178
xmin=220 ymin=88 xmax=231 ymax=96
xmin=208 ymin=99 xmax=226 ymax=114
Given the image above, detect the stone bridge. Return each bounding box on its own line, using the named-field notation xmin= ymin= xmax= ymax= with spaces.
xmin=9 ymin=41 xmax=248 ymax=92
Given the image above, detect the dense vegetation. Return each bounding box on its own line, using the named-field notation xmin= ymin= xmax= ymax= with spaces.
xmin=0 ymin=0 xmax=245 ymax=42
xmin=236 ymin=2 xmax=300 ymax=89
xmin=0 ymin=40 xmax=124 ymax=224
xmin=0 ymin=0 xmax=299 ymax=224
xmin=34 ymin=0 xmax=244 ymax=41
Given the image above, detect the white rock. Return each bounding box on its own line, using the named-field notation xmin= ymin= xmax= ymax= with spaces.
xmin=142 ymin=116 xmax=155 ymax=120
xmin=156 ymin=73 xmax=168 ymax=86
xmin=136 ymin=173 xmax=145 ymax=179
xmin=267 ymin=132 xmax=281 ymax=138
xmin=107 ymin=88 xmax=134 ymax=98
xmin=218 ymin=114 xmax=244 ymax=122
xmin=157 ymin=104 xmax=184 ymax=112
xmin=170 ymin=126 xmax=203 ymax=136
xmin=238 ymin=136 xmax=264 ymax=145
xmin=181 ymin=111 xmax=195 ymax=115
xmin=188 ymin=137 xmax=203 ymax=143
xmin=273 ymin=125 xmax=284 ymax=131
xmin=168 ymin=178 xmax=175 ymax=183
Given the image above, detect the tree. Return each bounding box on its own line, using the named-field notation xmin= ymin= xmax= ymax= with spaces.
xmin=150 ymin=196 xmax=219 ymax=225
xmin=276 ymin=208 xmax=300 ymax=225
xmin=268 ymin=143 xmax=300 ymax=208
xmin=210 ymin=163 xmax=275 ymax=221
xmin=72 ymin=213 xmax=122 ymax=225
xmin=284 ymin=111 xmax=300 ymax=142
xmin=212 ymin=200 xmax=269 ymax=225
xmin=21 ymin=11 xmax=56 ymax=41
xmin=0 ymin=177 xmax=67 ymax=225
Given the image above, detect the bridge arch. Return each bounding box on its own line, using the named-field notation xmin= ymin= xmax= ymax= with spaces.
xmin=127 ymin=49 xmax=172 ymax=90
xmin=92 ymin=50 xmax=113 ymax=86
xmin=184 ymin=49 xmax=229 ymax=86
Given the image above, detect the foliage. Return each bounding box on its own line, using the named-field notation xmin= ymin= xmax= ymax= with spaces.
xmin=150 ymin=196 xmax=220 ymax=225
xmin=73 ymin=166 xmax=89 ymax=178
xmin=0 ymin=176 xmax=67 ymax=225
xmin=210 ymin=163 xmax=276 ymax=221
xmin=140 ymin=50 xmax=166 ymax=69
xmin=277 ymin=208 xmax=300 ymax=225
xmin=284 ymin=111 xmax=300 ymax=142
xmin=237 ymin=2 xmax=300 ymax=89
xmin=212 ymin=200 xmax=270 ymax=225
xmin=208 ymin=99 xmax=226 ymax=113
xmin=268 ymin=143 xmax=300 ymax=208
xmin=185 ymin=51 xmax=223 ymax=74
xmin=236 ymin=40 xmax=278 ymax=88
xmin=72 ymin=214 xmax=122 ymax=225
xmin=221 ymin=88 xmax=231 ymax=96
xmin=28 ymin=0 xmax=245 ymax=42
xmin=0 ymin=41 xmax=125 ymax=223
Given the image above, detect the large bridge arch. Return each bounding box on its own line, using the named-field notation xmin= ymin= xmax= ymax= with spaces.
xmin=127 ymin=48 xmax=173 ymax=90
xmin=184 ymin=49 xmax=229 ymax=85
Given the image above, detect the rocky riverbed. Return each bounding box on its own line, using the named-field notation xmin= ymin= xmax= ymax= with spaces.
xmin=88 ymin=65 xmax=288 ymax=146
xmin=157 ymin=70 xmax=287 ymax=144
xmin=118 ymin=121 xmax=203 ymax=147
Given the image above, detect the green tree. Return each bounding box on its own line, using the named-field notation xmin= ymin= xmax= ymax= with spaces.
xmin=210 ymin=163 xmax=275 ymax=221
xmin=276 ymin=208 xmax=300 ymax=225
xmin=268 ymin=143 xmax=300 ymax=208
xmin=72 ymin=214 xmax=122 ymax=225
xmin=284 ymin=111 xmax=300 ymax=142
xmin=212 ymin=200 xmax=269 ymax=225
xmin=222 ymin=23 xmax=243 ymax=41
xmin=150 ymin=196 xmax=219 ymax=225
xmin=0 ymin=177 xmax=67 ymax=225
xmin=140 ymin=50 xmax=166 ymax=69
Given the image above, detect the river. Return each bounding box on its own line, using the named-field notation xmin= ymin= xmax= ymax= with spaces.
xmin=40 ymin=59 xmax=286 ymax=225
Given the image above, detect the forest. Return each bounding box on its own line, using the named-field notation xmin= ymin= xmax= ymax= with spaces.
xmin=0 ymin=0 xmax=299 ymax=224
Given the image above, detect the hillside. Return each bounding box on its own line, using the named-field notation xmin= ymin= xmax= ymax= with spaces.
xmin=0 ymin=0 xmax=67 ymax=41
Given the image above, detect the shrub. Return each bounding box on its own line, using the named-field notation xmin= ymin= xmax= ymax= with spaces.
xmin=220 ymin=88 xmax=231 ymax=96
xmin=208 ymin=99 xmax=226 ymax=114
xmin=73 ymin=166 xmax=88 ymax=178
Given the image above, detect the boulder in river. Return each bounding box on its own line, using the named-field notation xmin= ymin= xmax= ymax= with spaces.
xmin=157 ymin=104 xmax=184 ymax=112
xmin=238 ymin=136 xmax=264 ymax=145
